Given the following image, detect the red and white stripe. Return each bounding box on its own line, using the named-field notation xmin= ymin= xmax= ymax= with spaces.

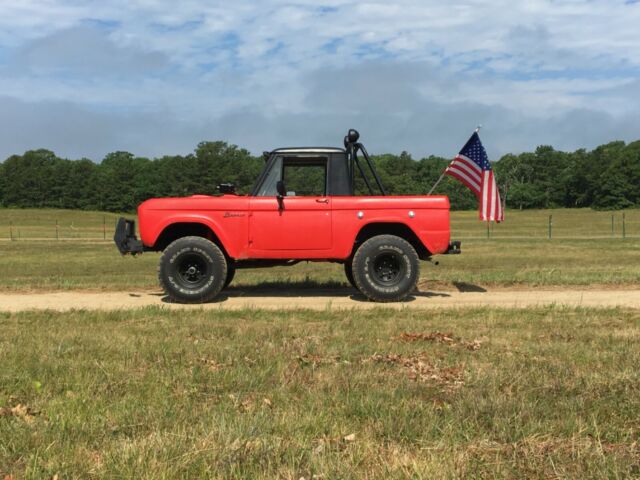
xmin=445 ymin=154 xmax=504 ymax=223
xmin=445 ymin=154 xmax=482 ymax=196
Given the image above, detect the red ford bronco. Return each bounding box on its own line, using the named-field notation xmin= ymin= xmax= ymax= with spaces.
xmin=115 ymin=129 xmax=460 ymax=303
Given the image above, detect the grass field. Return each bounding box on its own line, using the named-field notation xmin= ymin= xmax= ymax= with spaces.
xmin=1 ymin=208 xmax=639 ymax=291
xmin=1 ymin=238 xmax=639 ymax=292
xmin=1 ymin=307 xmax=638 ymax=478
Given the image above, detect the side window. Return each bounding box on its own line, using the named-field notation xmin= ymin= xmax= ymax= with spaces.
xmin=283 ymin=160 xmax=327 ymax=196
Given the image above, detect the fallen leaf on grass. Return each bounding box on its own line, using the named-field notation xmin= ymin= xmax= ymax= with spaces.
xmin=297 ymin=353 xmax=341 ymax=367
xmin=197 ymin=357 xmax=227 ymax=372
xmin=0 ymin=404 xmax=39 ymax=423
xmin=400 ymin=332 xmax=456 ymax=344
xmin=369 ymin=353 xmax=464 ymax=391
xmin=228 ymin=394 xmax=258 ymax=412
xmin=399 ymin=332 xmax=483 ymax=351
xmin=312 ymin=433 xmax=358 ymax=455
xmin=463 ymin=339 xmax=482 ymax=351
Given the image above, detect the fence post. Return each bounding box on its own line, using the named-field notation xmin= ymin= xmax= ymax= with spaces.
xmin=548 ymin=214 xmax=553 ymax=239
xmin=622 ymin=212 xmax=626 ymax=239
xmin=9 ymin=221 xmax=13 ymax=241
xmin=55 ymin=219 xmax=59 ymax=241
xmin=103 ymin=215 xmax=106 ymax=240
xmin=611 ymin=214 xmax=614 ymax=238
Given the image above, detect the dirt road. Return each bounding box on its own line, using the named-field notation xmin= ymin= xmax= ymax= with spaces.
xmin=0 ymin=287 xmax=638 ymax=312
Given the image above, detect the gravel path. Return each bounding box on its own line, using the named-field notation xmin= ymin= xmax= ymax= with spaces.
xmin=1 ymin=287 xmax=638 ymax=311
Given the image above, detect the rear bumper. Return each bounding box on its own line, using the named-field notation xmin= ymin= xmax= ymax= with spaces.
xmin=114 ymin=217 xmax=145 ymax=255
xmin=445 ymin=240 xmax=461 ymax=255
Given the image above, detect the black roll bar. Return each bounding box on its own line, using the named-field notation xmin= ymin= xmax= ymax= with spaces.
xmin=344 ymin=129 xmax=386 ymax=196
xmin=355 ymin=142 xmax=387 ymax=196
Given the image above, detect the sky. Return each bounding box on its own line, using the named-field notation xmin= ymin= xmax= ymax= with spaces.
xmin=0 ymin=0 xmax=639 ymax=161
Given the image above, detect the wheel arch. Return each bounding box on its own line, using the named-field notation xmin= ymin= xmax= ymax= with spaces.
xmin=153 ymin=222 xmax=228 ymax=256
xmin=351 ymin=222 xmax=431 ymax=260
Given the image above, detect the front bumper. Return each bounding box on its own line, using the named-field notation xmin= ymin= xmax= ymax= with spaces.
xmin=114 ymin=217 xmax=144 ymax=255
xmin=445 ymin=240 xmax=461 ymax=254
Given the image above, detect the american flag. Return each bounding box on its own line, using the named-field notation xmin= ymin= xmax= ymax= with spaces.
xmin=445 ymin=132 xmax=504 ymax=222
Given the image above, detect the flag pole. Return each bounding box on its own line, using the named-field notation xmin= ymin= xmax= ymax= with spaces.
xmin=427 ymin=172 xmax=446 ymax=195
xmin=427 ymin=125 xmax=482 ymax=195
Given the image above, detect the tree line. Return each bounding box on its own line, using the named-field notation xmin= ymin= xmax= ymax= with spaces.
xmin=0 ymin=139 xmax=638 ymax=212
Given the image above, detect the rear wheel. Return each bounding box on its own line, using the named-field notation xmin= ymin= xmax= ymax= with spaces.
xmin=158 ymin=236 xmax=227 ymax=303
xmin=351 ymin=234 xmax=419 ymax=302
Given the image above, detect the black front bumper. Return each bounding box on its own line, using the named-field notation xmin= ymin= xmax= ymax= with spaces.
xmin=445 ymin=240 xmax=461 ymax=255
xmin=114 ymin=217 xmax=144 ymax=255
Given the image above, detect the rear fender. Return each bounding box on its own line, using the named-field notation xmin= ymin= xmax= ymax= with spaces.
xmin=353 ymin=221 xmax=433 ymax=259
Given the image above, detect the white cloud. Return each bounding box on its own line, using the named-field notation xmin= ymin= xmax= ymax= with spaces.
xmin=0 ymin=0 xmax=639 ymax=160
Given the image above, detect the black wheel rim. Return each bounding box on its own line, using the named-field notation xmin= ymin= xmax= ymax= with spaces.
xmin=176 ymin=253 xmax=211 ymax=289
xmin=371 ymin=252 xmax=404 ymax=285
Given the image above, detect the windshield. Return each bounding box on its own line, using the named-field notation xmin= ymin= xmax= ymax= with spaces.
xmin=256 ymin=156 xmax=283 ymax=196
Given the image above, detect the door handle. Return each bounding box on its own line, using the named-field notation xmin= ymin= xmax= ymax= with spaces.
xmin=315 ymin=198 xmax=329 ymax=204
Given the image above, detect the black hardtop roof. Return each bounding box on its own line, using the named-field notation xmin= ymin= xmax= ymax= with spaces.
xmin=270 ymin=147 xmax=346 ymax=154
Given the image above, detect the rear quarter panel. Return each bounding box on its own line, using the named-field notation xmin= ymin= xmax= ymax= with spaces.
xmin=331 ymin=195 xmax=451 ymax=257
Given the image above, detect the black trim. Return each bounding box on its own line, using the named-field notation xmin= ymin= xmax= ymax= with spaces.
xmin=234 ymin=259 xmax=302 ymax=269
xmin=445 ymin=240 xmax=462 ymax=255
xmin=114 ymin=217 xmax=145 ymax=255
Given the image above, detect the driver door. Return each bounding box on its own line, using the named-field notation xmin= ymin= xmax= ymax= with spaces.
xmin=249 ymin=156 xmax=332 ymax=254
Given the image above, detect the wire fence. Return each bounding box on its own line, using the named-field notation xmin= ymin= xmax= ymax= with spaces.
xmin=2 ymin=212 xmax=122 ymax=241
xmin=0 ymin=209 xmax=639 ymax=241
xmin=452 ymin=208 xmax=640 ymax=239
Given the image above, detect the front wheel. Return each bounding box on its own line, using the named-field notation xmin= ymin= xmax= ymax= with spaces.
xmin=351 ymin=235 xmax=419 ymax=302
xmin=224 ymin=264 xmax=236 ymax=289
xmin=158 ymin=236 xmax=227 ymax=303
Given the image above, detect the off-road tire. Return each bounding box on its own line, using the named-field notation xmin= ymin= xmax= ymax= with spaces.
xmin=351 ymin=234 xmax=419 ymax=302
xmin=224 ymin=264 xmax=236 ymax=289
xmin=344 ymin=259 xmax=356 ymax=289
xmin=158 ymin=236 xmax=227 ymax=303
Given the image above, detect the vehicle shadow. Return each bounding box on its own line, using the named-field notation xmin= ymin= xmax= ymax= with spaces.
xmin=152 ymin=282 xmax=456 ymax=304
xmin=160 ymin=294 xmax=230 ymax=304
xmin=226 ymin=284 xmax=357 ymax=298
xmin=349 ymin=290 xmax=451 ymax=303
xmin=452 ymin=282 xmax=487 ymax=293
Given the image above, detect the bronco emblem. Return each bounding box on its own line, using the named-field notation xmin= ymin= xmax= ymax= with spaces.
xmin=223 ymin=212 xmax=245 ymax=218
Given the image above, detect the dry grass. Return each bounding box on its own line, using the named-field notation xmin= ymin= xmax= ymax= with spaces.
xmin=1 ymin=306 xmax=639 ymax=478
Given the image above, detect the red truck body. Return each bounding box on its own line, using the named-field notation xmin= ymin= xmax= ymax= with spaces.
xmin=137 ymin=194 xmax=452 ymax=260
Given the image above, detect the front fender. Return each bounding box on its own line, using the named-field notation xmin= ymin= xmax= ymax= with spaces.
xmin=140 ymin=212 xmax=247 ymax=258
